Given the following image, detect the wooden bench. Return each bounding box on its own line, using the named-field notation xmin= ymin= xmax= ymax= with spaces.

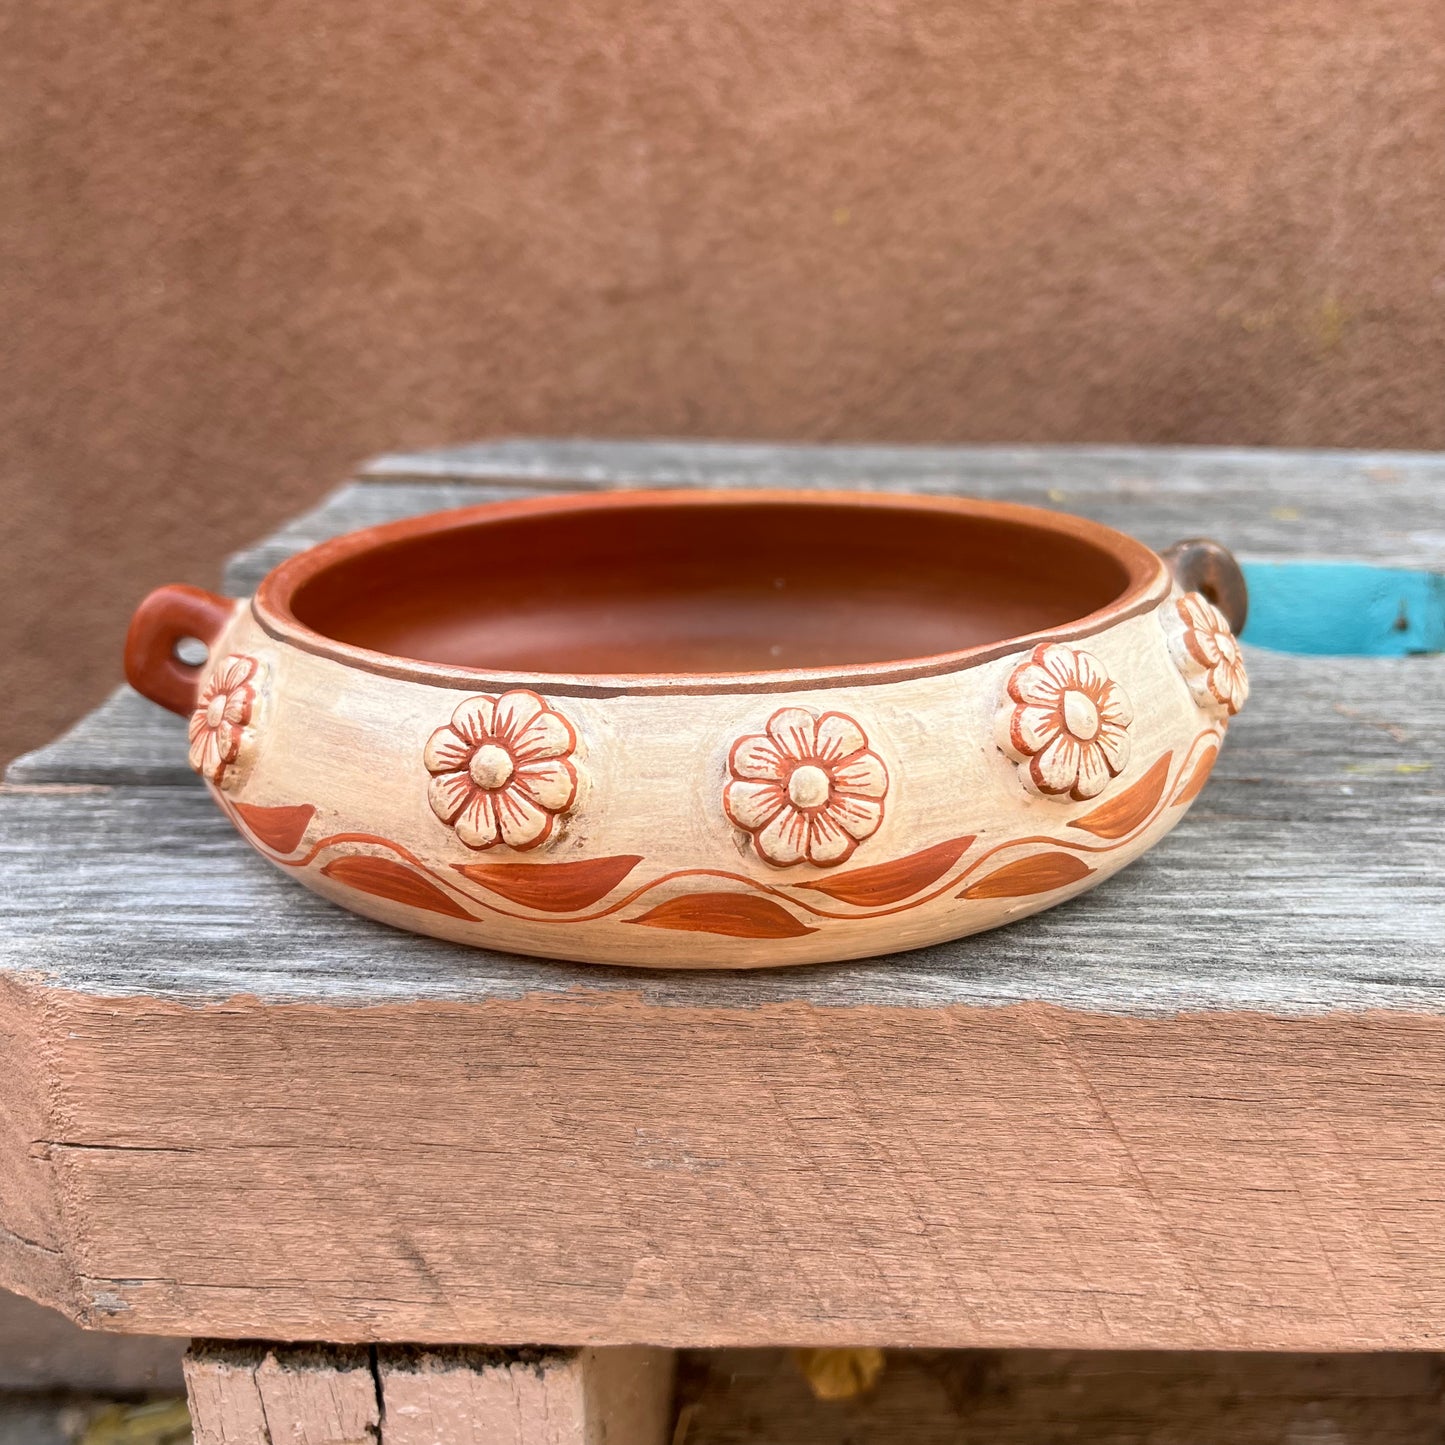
xmin=2 ymin=441 xmax=1442 ymax=1443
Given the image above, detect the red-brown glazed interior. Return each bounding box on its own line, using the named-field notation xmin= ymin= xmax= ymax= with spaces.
xmin=256 ymin=491 xmax=1166 ymax=685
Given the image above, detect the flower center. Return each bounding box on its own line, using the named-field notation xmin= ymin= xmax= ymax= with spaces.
xmin=468 ymin=743 xmax=515 ymax=791
xmin=1062 ymin=689 xmax=1101 ymax=742
xmin=204 ymin=693 xmax=228 ymax=729
xmin=787 ymin=762 xmax=832 ymax=810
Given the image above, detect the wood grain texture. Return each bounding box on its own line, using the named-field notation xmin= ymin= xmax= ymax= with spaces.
xmin=2 ymin=648 xmax=1439 ymax=1013
xmin=186 ymin=1344 xmax=379 ymax=1445
xmin=185 ymin=1344 xmax=673 ymax=1445
xmin=673 ymin=1348 xmax=1445 ymax=1445
xmin=362 ymin=442 xmax=1445 ymax=568
xmin=2 ymin=446 xmax=1444 ymax=1348
xmin=9 ymin=986 xmax=1445 ymax=1348
xmin=378 ymin=1347 xmax=674 ymax=1445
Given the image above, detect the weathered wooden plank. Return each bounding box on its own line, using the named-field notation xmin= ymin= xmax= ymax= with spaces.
xmin=9 ymin=981 xmax=1445 ymax=1348
xmin=360 ymin=442 xmax=1445 ymax=568
xmin=184 ymin=1344 xmax=274 ymax=1445
xmin=376 ymin=1346 xmax=674 ymax=1445
xmin=0 ymin=648 xmax=1438 ymax=1014
xmin=182 ymin=1343 xmax=675 ymax=1445
xmin=2 ymin=445 xmax=1442 ymax=1350
xmin=674 ymin=1348 xmax=1445 ymax=1445
xmin=185 ymin=1343 xmax=379 ymax=1445
xmin=15 ymin=443 xmax=1438 ymax=786
xmin=5 ymin=686 xmax=191 ymax=787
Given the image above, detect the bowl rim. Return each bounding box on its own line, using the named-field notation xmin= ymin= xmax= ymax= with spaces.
xmin=251 ymin=488 xmax=1171 ymax=697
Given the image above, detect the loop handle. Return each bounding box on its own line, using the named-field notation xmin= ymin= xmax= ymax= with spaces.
xmin=124 ymin=585 xmax=238 ymax=716
xmin=1161 ymin=539 xmax=1248 ymax=635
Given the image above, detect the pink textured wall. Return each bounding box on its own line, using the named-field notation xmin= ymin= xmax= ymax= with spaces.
xmin=3 ymin=0 xmax=1443 ymax=763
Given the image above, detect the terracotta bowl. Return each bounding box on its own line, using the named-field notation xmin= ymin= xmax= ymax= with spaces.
xmin=126 ymin=490 xmax=1250 ymax=968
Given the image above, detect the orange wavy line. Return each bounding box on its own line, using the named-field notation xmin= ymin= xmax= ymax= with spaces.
xmin=222 ymin=726 xmax=1224 ymax=928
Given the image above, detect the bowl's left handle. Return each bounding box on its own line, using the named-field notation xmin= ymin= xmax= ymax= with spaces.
xmin=124 ymin=585 xmax=239 ymax=716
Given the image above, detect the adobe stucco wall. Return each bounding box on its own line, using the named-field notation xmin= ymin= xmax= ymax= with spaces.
xmin=2 ymin=0 xmax=1443 ymax=765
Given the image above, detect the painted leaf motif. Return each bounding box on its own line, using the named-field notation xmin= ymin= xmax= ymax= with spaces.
xmin=321 ymin=856 xmax=475 ymax=920
xmin=453 ymin=854 xmax=643 ymax=912
xmin=796 ymin=836 xmax=975 ymax=907
xmin=960 ymin=852 xmax=1094 ymax=900
xmin=629 ymin=893 xmax=816 ymax=939
xmin=1173 ymin=743 xmax=1219 ymax=806
xmin=233 ymin=801 xmax=317 ymax=854
xmin=1068 ymin=752 xmax=1173 ymax=839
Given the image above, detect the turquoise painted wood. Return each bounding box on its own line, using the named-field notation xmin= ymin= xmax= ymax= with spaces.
xmin=1240 ymin=561 xmax=1445 ymax=657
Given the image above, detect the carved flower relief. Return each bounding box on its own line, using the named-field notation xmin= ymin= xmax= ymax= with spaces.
xmin=724 ymin=707 xmax=889 ymax=867
xmin=188 ymin=654 xmax=261 ymax=788
xmin=425 ymin=690 xmax=579 ymax=850
xmin=997 ymin=643 xmax=1133 ymax=801
xmin=1165 ymin=592 xmax=1249 ymax=717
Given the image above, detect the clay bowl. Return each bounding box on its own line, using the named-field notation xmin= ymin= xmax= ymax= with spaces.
xmin=126 ymin=490 xmax=1249 ymax=968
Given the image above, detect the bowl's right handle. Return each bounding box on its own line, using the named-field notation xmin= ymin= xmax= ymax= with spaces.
xmin=124 ymin=584 xmax=239 ymax=716
xmin=1161 ymin=538 xmax=1248 ymax=635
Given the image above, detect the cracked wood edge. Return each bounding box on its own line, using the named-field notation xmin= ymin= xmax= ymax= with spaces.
xmin=184 ymin=1342 xmax=675 ymax=1445
xmin=0 ymin=977 xmax=75 ymax=1313
xmin=9 ymin=985 xmax=1445 ymax=1350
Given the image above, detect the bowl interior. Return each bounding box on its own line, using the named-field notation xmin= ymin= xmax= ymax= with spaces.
xmin=282 ymin=496 xmax=1140 ymax=676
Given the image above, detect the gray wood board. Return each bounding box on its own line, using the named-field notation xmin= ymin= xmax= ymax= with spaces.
xmin=362 ymin=441 xmax=1445 ymax=568
xmin=2 ymin=649 xmax=1440 ymax=1015
xmin=3 ymin=443 xmax=1441 ymax=1018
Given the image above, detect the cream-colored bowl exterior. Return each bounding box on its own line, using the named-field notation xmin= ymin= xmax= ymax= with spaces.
xmin=192 ymin=590 xmax=1234 ymax=968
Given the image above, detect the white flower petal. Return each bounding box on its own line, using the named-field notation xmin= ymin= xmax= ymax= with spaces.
xmin=1038 ymin=644 xmax=1080 ymax=688
xmin=1012 ymin=704 xmax=1060 ymax=755
xmin=805 ymin=811 xmax=853 ymax=864
xmin=221 ymin=687 xmax=251 ymax=725
xmin=828 ymin=793 xmax=884 ymax=841
xmin=1095 ymin=722 xmax=1131 ymax=774
xmin=756 ymin=806 xmax=809 ymax=865
xmin=814 ymin=713 xmax=866 ymax=762
xmin=731 ymin=733 xmax=786 ymax=781
xmin=832 ymin=749 xmax=888 ymax=800
xmin=453 ymin=791 xmax=499 ymax=848
xmin=199 ymin=728 xmax=230 ymax=783
xmin=507 ymin=706 xmax=574 ymax=763
xmin=1097 ymin=678 xmax=1134 ymax=728
xmin=188 ymin=729 xmax=211 ymax=775
xmin=450 ymin=695 xmax=497 ymax=746
xmin=1070 ymin=649 xmax=1110 ymax=698
xmin=1010 ymin=663 xmax=1064 ymax=707
xmin=1188 ymin=627 xmax=1224 ymax=670
xmin=725 ymin=779 xmax=788 ymax=832
xmin=424 ymin=725 xmax=473 ymax=773
xmin=428 ymin=770 xmax=474 ymax=823
xmin=1178 ymin=593 xmax=1210 ymax=630
xmin=1212 ymin=659 xmax=1248 ymax=715
xmin=493 ymin=688 xmax=544 ymax=736
xmin=217 ymin=656 xmax=256 ymax=692
xmin=766 ymin=707 xmax=818 ymax=761
xmin=495 ymin=788 xmax=552 ymax=849
xmin=512 ymin=757 xmax=577 ymax=813
xmin=1073 ymin=743 xmax=1111 ymax=799
xmin=1030 ymin=733 xmax=1080 ymax=796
